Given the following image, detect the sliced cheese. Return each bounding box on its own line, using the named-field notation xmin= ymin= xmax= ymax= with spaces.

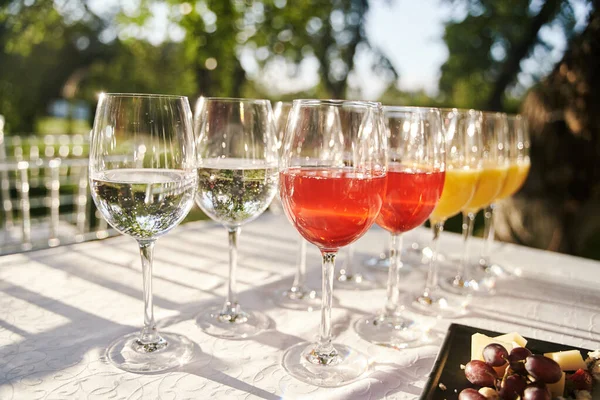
xmin=544 ymin=350 xmax=587 ymax=371
xmin=494 ymin=332 xmax=528 ymax=348
xmin=546 ymin=371 xmax=566 ymax=398
xmin=471 ymin=333 xmax=514 ymax=361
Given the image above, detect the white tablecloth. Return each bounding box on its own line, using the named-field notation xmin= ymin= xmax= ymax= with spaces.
xmin=1 ymin=212 xmax=600 ymax=399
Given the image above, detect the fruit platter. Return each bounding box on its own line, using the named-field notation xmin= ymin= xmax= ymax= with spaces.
xmin=421 ymin=324 xmax=600 ymax=400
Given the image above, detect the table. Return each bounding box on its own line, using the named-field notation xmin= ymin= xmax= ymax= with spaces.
xmin=1 ymin=212 xmax=599 ymax=399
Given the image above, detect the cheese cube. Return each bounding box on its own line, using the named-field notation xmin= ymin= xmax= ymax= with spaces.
xmin=546 ymin=371 xmax=566 ymax=397
xmin=544 ymin=350 xmax=587 ymax=371
xmin=471 ymin=333 xmax=514 ymax=361
xmin=494 ymin=332 xmax=528 ymax=348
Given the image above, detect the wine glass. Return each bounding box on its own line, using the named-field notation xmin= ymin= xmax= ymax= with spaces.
xmin=479 ymin=114 xmax=530 ymax=277
xmin=447 ymin=111 xmax=509 ymax=294
xmin=411 ymin=108 xmax=483 ymax=317
xmin=272 ymin=101 xmax=321 ymax=311
xmin=193 ymin=98 xmax=278 ymax=339
xmin=337 ymin=242 xmax=378 ymax=289
xmin=279 ymin=100 xmax=386 ymax=387
xmin=354 ymin=106 xmax=445 ymax=348
xmin=273 ymin=101 xmax=293 ymax=151
xmin=89 ymin=93 xmax=197 ymax=373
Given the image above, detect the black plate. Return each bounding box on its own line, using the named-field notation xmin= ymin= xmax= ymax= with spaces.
xmin=420 ymin=323 xmax=595 ymax=400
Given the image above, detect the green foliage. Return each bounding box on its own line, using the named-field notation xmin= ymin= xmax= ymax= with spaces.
xmin=80 ymin=40 xmax=196 ymax=99
xmin=0 ymin=0 xmax=396 ymax=132
xmin=126 ymin=0 xmax=394 ymax=98
xmin=438 ymin=0 xmax=586 ymax=110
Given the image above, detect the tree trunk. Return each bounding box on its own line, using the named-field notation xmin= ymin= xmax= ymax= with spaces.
xmin=495 ymin=5 xmax=600 ymax=259
xmin=486 ymin=0 xmax=564 ymax=111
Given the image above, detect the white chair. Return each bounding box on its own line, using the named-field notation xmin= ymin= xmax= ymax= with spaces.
xmin=0 ymin=122 xmax=114 ymax=255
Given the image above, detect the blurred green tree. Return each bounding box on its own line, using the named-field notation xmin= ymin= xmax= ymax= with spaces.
xmin=0 ymin=0 xmax=111 ymax=132
xmin=439 ymin=0 xmax=588 ymax=110
xmin=125 ymin=0 xmax=397 ymax=99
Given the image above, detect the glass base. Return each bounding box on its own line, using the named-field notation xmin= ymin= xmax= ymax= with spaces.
xmin=336 ymin=272 xmax=379 ymax=291
xmin=273 ymin=286 xmax=321 ymax=312
xmin=441 ymin=274 xmax=497 ymax=296
xmin=410 ymin=290 xmax=469 ymax=318
xmin=363 ymin=254 xmax=390 ymax=270
xmin=282 ymin=342 xmax=369 ymax=387
xmin=363 ymin=255 xmax=414 ymax=277
xmin=196 ymin=305 xmax=270 ymax=339
xmin=107 ymin=331 xmax=194 ymax=374
xmin=480 ymin=261 xmax=521 ymax=279
xmin=354 ymin=312 xmax=430 ymax=349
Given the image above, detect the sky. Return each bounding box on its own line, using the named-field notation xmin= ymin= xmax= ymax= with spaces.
xmin=87 ymin=0 xmax=593 ymax=100
xmin=361 ymin=0 xmax=452 ymax=97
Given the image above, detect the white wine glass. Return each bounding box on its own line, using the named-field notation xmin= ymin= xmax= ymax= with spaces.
xmin=279 ymin=100 xmax=387 ymax=387
xmin=90 ymin=93 xmax=198 ymax=373
xmin=193 ymin=98 xmax=278 ymax=339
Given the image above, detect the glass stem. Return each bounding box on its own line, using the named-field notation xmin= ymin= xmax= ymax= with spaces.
xmin=138 ymin=240 xmax=159 ymax=344
xmin=291 ymin=236 xmax=307 ymax=291
xmin=423 ymin=221 xmax=444 ymax=298
xmin=454 ymin=212 xmax=475 ymax=285
xmin=222 ymin=227 xmax=241 ymax=316
xmin=341 ymin=243 xmax=355 ymax=278
xmin=384 ymin=233 xmax=403 ymax=315
xmin=308 ymin=251 xmax=338 ymax=365
xmin=481 ymin=204 xmax=495 ymax=269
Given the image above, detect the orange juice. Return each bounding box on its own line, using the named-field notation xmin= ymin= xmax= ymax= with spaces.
xmin=463 ymin=164 xmax=508 ymax=213
xmin=430 ymin=167 xmax=480 ymax=223
xmin=496 ymin=161 xmax=530 ymax=200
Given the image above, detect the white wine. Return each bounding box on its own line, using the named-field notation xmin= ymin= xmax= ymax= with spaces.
xmin=91 ymin=168 xmax=197 ymax=239
xmin=196 ymin=159 xmax=278 ymax=227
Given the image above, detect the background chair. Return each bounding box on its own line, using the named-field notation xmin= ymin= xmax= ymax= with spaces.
xmin=0 ymin=119 xmax=115 ymax=255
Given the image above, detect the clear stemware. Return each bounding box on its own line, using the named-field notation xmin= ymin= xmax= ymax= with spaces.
xmin=90 ymin=93 xmax=198 ymax=373
xmin=479 ymin=114 xmax=531 ymax=278
xmin=193 ymin=97 xmax=278 ymax=339
xmin=447 ymin=111 xmax=509 ymax=294
xmin=279 ymin=99 xmax=386 ymax=387
xmin=355 ymin=106 xmax=445 ymax=348
xmin=272 ymin=101 xmax=321 ymax=311
xmin=337 ymin=242 xmax=379 ymax=290
xmin=411 ymin=108 xmax=483 ymax=317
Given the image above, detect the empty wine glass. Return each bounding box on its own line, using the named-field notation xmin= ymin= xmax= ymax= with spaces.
xmin=272 ymin=101 xmax=321 ymax=311
xmin=411 ymin=108 xmax=482 ymax=317
xmin=273 ymin=101 xmax=293 ymax=151
xmin=90 ymin=93 xmax=198 ymax=373
xmin=448 ymin=111 xmax=509 ymax=294
xmin=355 ymin=106 xmax=445 ymax=349
xmin=337 ymin=242 xmax=379 ymax=290
xmin=279 ymin=100 xmax=386 ymax=387
xmin=193 ymin=98 xmax=278 ymax=339
xmin=479 ymin=114 xmax=530 ymax=277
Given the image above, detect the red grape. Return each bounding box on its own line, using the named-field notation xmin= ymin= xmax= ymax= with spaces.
xmin=569 ymin=368 xmax=593 ymax=391
xmin=523 ymin=382 xmax=551 ymax=400
xmin=498 ymin=374 xmax=527 ymax=400
xmin=483 ymin=343 xmax=509 ymax=367
xmin=507 ymin=347 xmax=532 ymax=374
xmin=459 ymin=388 xmax=488 ymax=400
xmin=524 ymin=355 xmax=562 ymax=383
xmin=465 ymin=360 xmax=498 ymax=387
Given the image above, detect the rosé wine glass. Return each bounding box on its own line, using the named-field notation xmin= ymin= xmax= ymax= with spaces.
xmin=354 ymin=106 xmax=445 ymax=349
xmin=279 ymin=100 xmax=386 ymax=387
